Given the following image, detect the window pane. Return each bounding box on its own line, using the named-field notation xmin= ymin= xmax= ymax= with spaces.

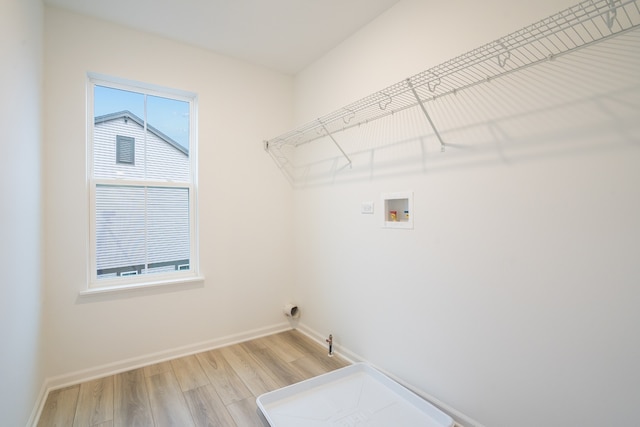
xmin=147 ymin=95 xmax=190 ymax=150
xmin=95 ymin=185 xmax=191 ymax=278
xmin=146 ymin=95 xmax=190 ymax=182
xmin=147 ymin=187 xmax=190 ymax=270
xmin=96 ymin=185 xmax=146 ymax=278
xmin=94 ymin=86 xmax=145 ymax=180
xmin=93 ymin=87 xmax=190 ymax=182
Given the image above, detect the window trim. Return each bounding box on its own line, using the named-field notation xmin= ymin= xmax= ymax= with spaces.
xmin=79 ymin=275 xmax=204 ymax=297
xmin=86 ymin=73 xmax=200 ymax=291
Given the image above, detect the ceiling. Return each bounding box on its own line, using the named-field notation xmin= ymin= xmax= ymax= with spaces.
xmin=44 ymin=0 xmax=400 ymax=74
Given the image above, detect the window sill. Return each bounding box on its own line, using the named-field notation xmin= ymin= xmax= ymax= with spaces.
xmin=79 ymin=275 xmax=205 ymax=297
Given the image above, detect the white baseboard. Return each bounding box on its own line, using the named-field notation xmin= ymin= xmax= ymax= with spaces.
xmin=295 ymin=323 xmax=485 ymax=427
xmin=26 ymin=380 xmax=49 ymax=427
xmin=30 ymin=322 xmax=290 ymax=427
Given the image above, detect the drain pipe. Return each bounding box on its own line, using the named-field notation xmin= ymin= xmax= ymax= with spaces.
xmin=326 ymin=334 xmax=334 ymax=357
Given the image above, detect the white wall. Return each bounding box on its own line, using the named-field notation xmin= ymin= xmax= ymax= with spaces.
xmin=43 ymin=6 xmax=295 ymax=382
xmin=292 ymin=1 xmax=640 ymax=426
xmin=0 ymin=0 xmax=45 ymax=425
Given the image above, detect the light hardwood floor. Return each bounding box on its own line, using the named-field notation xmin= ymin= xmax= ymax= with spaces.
xmin=37 ymin=330 xmax=349 ymax=427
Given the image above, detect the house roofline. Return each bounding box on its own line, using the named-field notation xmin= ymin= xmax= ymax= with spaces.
xmin=94 ymin=110 xmax=189 ymax=156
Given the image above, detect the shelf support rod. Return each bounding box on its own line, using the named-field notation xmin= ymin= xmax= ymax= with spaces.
xmin=407 ymin=78 xmax=445 ymax=152
xmin=606 ymin=0 xmax=619 ymax=29
xmin=320 ymin=121 xmax=352 ymax=168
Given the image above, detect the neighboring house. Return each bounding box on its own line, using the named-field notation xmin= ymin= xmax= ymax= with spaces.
xmin=94 ymin=110 xmax=189 ymax=180
xmin=93 ymin=111 xmax=190 ymax=278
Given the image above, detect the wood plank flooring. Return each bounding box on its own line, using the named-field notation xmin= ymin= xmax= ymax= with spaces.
xmin=38 ymin=330 xmax=349 ymax=427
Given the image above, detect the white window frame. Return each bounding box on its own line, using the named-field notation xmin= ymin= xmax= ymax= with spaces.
xmin=85 ymin=73 xmax=201 ymax=293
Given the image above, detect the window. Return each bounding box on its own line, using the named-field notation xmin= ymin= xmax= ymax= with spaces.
xmin=87 ymin=73 xmax=198 ymax=290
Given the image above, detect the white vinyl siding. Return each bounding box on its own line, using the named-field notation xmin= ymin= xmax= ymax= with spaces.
xmin=94 ymin=117 xmax=189 ymax=181
xmin=95 ymin=185 xmax=146 ymax=271
xmin=95 ymin=185 xmax=190 ymax=274
xmin=146 ymin=186 xmax=190 ymax=265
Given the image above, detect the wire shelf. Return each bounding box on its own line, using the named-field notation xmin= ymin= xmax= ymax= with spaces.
xmin=264 ymin=0 xmax=640 ymax=183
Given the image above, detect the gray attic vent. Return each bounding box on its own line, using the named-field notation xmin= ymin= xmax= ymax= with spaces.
xmin=116 ymin=135 xmax=135 ymax=164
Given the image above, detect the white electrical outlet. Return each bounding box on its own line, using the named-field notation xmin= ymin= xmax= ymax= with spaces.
xmin=361 ymin=201 xmax=374 ymax=214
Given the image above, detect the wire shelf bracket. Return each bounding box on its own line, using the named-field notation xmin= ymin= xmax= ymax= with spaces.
xmin=320 ymin=120 xmax=352 ymax=169
xmin=407 ymin=78 xmax=446 ymax=152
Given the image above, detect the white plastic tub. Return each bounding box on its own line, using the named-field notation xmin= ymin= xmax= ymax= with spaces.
xmin=257 ymin=363 xmax=454 ymax=426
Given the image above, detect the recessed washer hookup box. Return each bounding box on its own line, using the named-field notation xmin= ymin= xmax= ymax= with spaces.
xmin=257 ymin=363 xmax=454 ymax=427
